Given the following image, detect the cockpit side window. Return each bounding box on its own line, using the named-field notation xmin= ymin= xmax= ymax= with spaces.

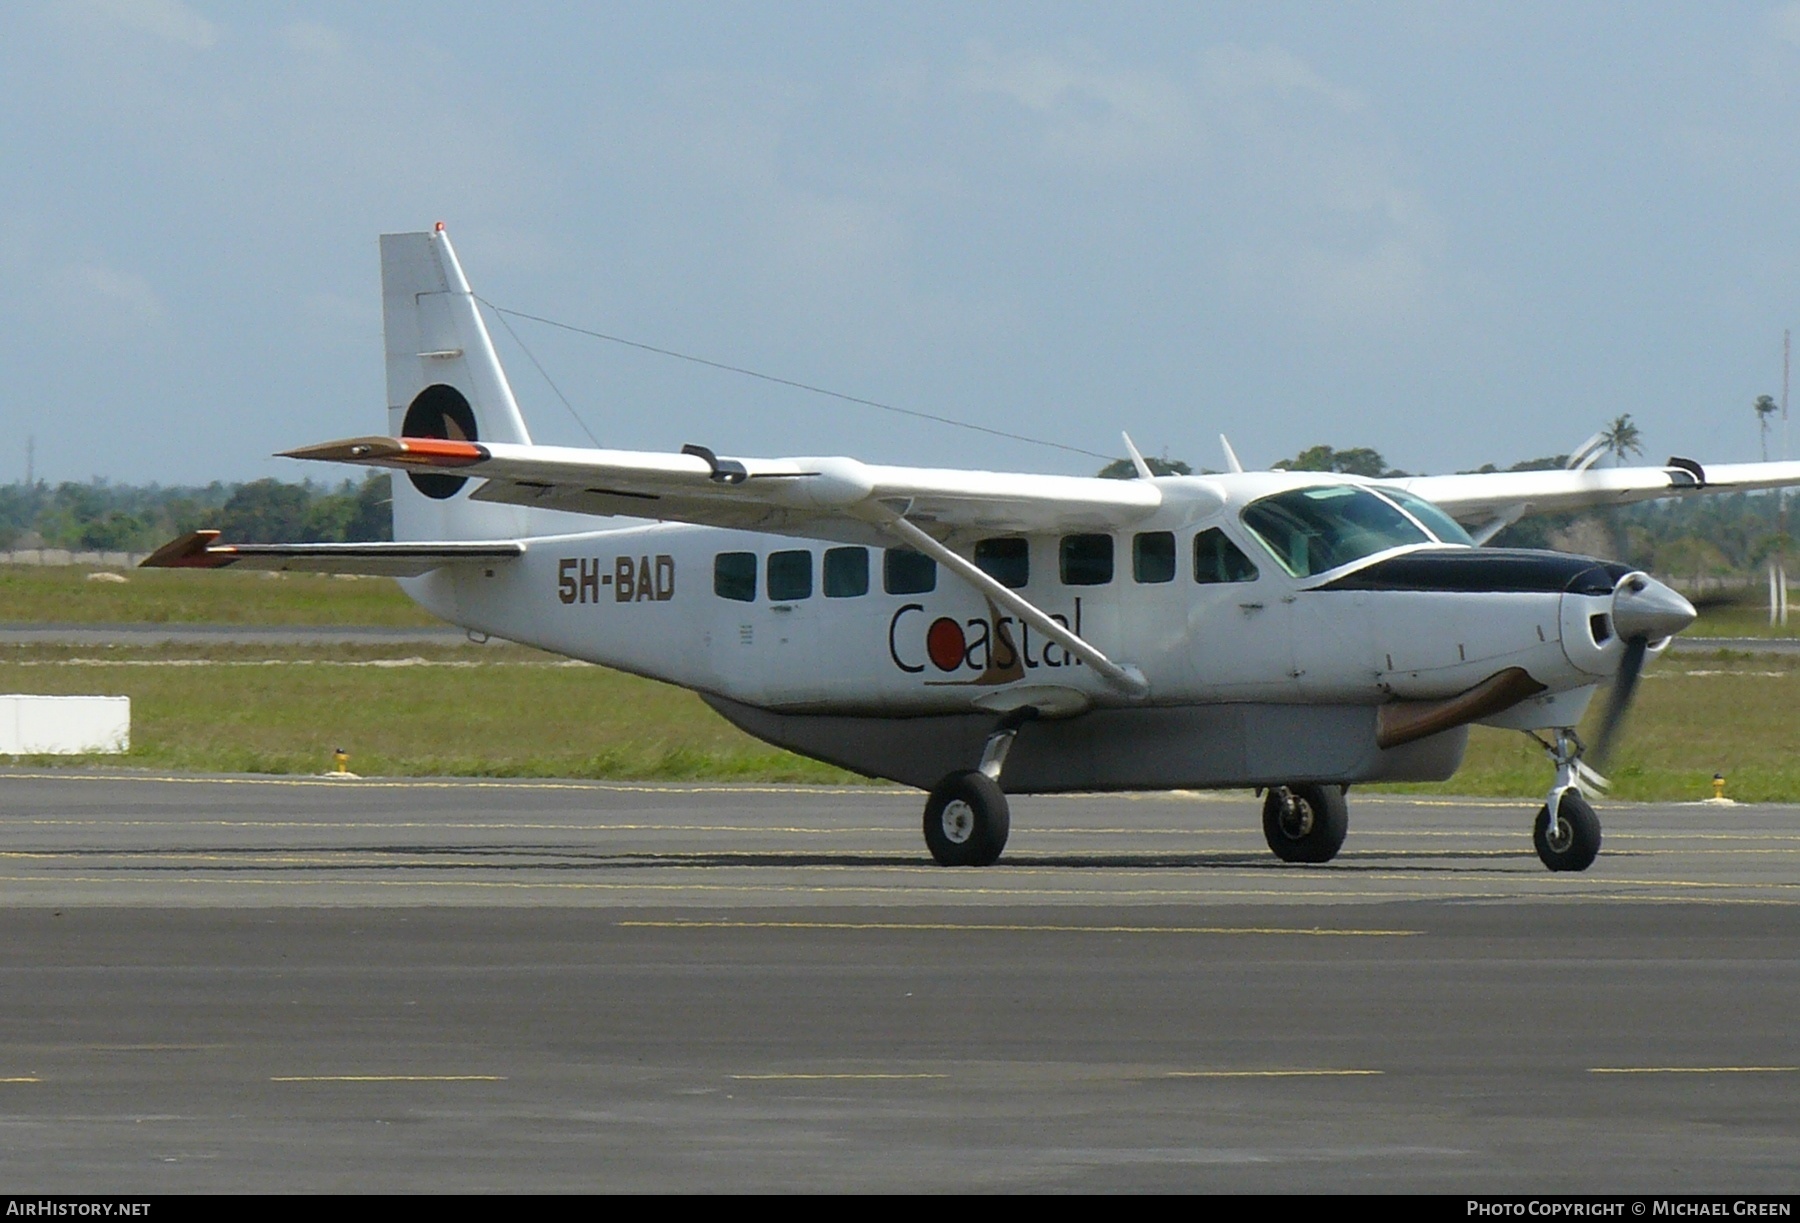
xmin=1193 ymin=528 xmax=1259 ymax=584
xmin=1240 ymin=486 xmax=1430 ymax=578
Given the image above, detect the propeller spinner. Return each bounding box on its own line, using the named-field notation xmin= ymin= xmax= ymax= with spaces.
xmin=1589 ymin=572 xmax=1697 ymax=771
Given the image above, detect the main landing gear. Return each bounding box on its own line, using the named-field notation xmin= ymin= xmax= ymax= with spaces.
xmin=1528 ymin=728 xmax=1603 ymax=872
xmin=922 ymin=709 xmax=1035 ymax=867
xmin=1260 ymin=785 xmax=1349 ymax=864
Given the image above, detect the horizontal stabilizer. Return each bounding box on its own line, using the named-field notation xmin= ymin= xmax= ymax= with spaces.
xmin=140 ymin=530 xmax=524 ymax=577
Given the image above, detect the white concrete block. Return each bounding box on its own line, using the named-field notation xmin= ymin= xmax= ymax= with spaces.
xmin=0 ymin=695 xmax=130 ymax=754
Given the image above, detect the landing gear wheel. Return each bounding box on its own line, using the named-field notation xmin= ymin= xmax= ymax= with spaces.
xmin=1261 ymin=784 xmax=1349 ymax=864
xmin=1534 ymin=790 xmax=1601 ymax=872
xmin=923 ymin=771 xmax=1010 ymax=867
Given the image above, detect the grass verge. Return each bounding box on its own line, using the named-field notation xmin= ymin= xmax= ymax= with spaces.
xmin=0 ymin=643 xmax=861 ymax=783
xmin=1 ymin=643 xmax=1794 ymax=800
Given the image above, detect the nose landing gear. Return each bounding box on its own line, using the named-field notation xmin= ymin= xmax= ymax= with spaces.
xmin=1528 ymin=728 xmax=1604 ymax=872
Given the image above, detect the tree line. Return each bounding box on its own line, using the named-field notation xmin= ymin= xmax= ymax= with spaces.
xmin=1 ymin=429 xmax=1790 ymax=585
xmin=0 ymin=474 xmax=393 ymax=551
xmin=1100 ymin=425 xmax=1791 ymax=584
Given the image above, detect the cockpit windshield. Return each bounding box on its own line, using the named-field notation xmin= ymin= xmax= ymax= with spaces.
xmin=1376 ymin=486 xmax=1476 ymax=547
xmin=1240 ymin=486 xmax=1432 ymax=578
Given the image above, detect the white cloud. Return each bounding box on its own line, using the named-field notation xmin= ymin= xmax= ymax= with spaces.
xmin=958 ymin=40 xmax=1444 ymax=336
xmin=961 ymin=43 xmax=1195 ymax=167
xmin=1200 ymin=43 xmax=1363 ymax=113
xmin=50 ymin=261 xmax=167 ymax=333
xmin=70 ymin=0 xmax=218 ymax=49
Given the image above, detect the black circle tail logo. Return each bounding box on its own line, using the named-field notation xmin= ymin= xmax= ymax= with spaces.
xmin=401 ymin=384 xmax=479 ymax=499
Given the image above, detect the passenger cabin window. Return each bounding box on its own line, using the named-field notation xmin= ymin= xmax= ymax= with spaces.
xmin=1133 ymin=532 xmax=1176 ymax=584
xmin=1240 ymin=486 xmax=1429 ymax=579
xmin=975 ymin=537 xmax=1030 ymax=589
xmin=883 ymin=547 xmax=937 ymax=595
xmin=767 ymin=550 xmax=813 ymax=601
xmin=714 ymin=552 xmax=757 ymax=602
xmin=823 ymin=546 xmax=869 ymax=598
xmin=1193 ymin=528 xmax=1259 ymax=584
xmin=1060 ymin=534 xmax=1113 ymax=586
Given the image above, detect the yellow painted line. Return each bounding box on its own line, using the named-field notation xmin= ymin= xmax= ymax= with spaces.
xmin=729 ymin=1073 xmax=947 ymax=1081
xmin=0 ymin=772 xmax=894 ymax=796
xmin=0 ymin=1076 xmax=41 ymax=1083
xmin=2 ymin=873 xmax=1775 ymax=903
xmin=1589 ymin=1066 xmax=1798 ymax=1075
xmin=7 ymin=872 xmax=1798 ymax=906
xmin=617 ymin=920 xmax=1420 ymax=936
xmin=1165 ymin=1069 xmax=1384 ymax=1079
xmin=270 ymin=1074 xmax=505 ymax=1082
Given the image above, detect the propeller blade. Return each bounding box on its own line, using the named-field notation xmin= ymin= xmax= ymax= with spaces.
xmin=1589 ymin=634 xmax=1648 ymax=771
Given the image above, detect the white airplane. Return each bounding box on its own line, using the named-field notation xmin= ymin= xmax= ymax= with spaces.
xmin=145 ymin=225 xmax=1800 ymax=872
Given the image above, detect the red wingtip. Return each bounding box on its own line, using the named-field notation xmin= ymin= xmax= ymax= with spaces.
xmin=434 ymin=221 xmax=446 ymax=232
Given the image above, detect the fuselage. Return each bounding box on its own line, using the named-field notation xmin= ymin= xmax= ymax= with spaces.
xmin=403 ymin=471 xmax=1652 ymax=733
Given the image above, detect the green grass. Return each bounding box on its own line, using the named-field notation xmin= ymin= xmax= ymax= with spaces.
xmin=1684 ymin=603 xmax=1800 ymax=639
xmin=0 ymin=566 xmax=437 ymax=626
xmin=1 ymin=565 xmax=1794 ymax=797
xmin=1380 ymin=651 xmax=1800 ymax=803
xmin=3 ymin=643 xmax=1793 ymax=799
xmin=0 ymin=643 xmax=861 ymax=783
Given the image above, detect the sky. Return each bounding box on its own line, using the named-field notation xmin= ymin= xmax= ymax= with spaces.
xmin=5 ymin=1 xmax=1800 ymax=486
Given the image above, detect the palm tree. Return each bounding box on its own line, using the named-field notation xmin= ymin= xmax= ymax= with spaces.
xmin=1601 ymin=414 xmax=1643 ymax=466
xmin=1598 ymin=414 xmax=1644 ymax=563
xmin=1755 ymin=394 xmax=1780 ymax=461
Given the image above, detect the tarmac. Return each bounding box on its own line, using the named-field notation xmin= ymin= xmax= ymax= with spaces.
xmin=1 ymin=771 xmax=1796 ymax=1192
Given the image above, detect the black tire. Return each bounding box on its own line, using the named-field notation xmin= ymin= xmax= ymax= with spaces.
xmin=1261 ymin=784 xmax=1349 ymax=864
xmin=922 ymin=771 xmax=1011 ymax=867
xmin=1534 ymin=790 xmax=1602 ymax=872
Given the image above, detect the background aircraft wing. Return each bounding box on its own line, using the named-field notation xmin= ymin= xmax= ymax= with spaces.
xmin=141 ymin=530 xmax=525 ymax=576
xmin=1392 ymin=458 xmax=1800 ymax=525
xmin=281 ymin=436 xmax=1165 ymax=545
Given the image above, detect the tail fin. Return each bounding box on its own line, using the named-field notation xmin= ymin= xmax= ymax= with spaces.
xmin=382 ymin=225 xmax=532 ymax=541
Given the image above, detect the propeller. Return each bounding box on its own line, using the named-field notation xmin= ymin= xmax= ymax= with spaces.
xmin=1588 ymin=572 xmax=1696 ymax=772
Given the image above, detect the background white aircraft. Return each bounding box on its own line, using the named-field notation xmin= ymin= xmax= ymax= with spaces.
xmin=146 ymin=226 xmax=1800 ymax=872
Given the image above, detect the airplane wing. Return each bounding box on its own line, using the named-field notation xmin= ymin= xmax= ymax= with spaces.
xmin=278 ymin=436 xmax=1166 ymax=546
xmin=140 ymin=530 xmax=525 ymax=576
xmin=1392 ymin=458 xmax=1800 ymax=527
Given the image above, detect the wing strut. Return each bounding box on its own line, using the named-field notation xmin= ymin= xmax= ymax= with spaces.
xmin=876 ymin=513 xmax=1150 ymax=699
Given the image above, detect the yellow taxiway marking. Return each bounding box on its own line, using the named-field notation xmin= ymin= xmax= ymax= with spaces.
xmin=1164 ymin=1069 xmax=1384 ymax=1079
xmin=1589 ymin=1066 xmax=1798 ymax=1075
xmin=0 ymin=1076 xmax=42 ymax=1083
xmin=730 ymin=1073 xmax=947 ymax=1081
xmin=617 ymin=919 xmax=1420 ymax=936
xmin=0 ymin=771 xmax=890 ymax=796
xmin=270 ymin=1075 xmax=505 ymax=1082
xmin=8 ymin=873 xmax=1795 ymax=905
